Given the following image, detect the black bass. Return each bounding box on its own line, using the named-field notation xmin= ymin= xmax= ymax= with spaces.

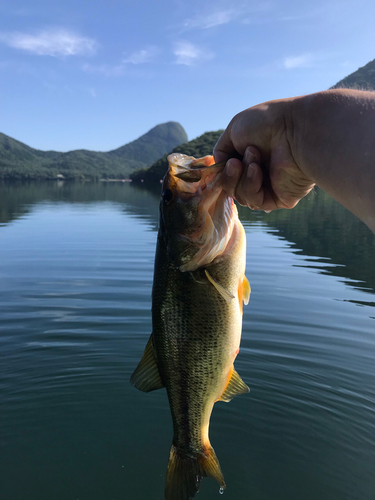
xmin=131 ymin=153 xmax=250 ymax=500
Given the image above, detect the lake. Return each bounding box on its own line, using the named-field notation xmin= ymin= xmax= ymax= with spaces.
xmin=1 ymin=181 xmax=375 ymax=500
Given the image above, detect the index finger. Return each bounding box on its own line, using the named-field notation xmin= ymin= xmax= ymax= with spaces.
xmin=213 ymin=128 xmax=239 ymax=163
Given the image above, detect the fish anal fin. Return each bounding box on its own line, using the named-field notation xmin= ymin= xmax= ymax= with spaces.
xmin=205 ymin=269 xmax=235 ymax=303
xmin=130 ymin=335 xmax=164 ymax=392
xmin=218 ymin=366 xmax=250 ymax=403
xmin=165 ymin=443 xmax=225 ymax=500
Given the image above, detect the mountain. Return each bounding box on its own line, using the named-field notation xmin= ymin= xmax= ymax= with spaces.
xmin=330 ymin=58 xmax=375 ymax=90
xmin=0 ymin=122 xmax=188 ymax=180
xmin=3 ymin=59 xmax=374 ymax=182
xmin=130 ymin=130 xmax=224 ymax=184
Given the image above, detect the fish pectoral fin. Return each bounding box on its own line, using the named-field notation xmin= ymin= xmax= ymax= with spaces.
xmin=218 ymin=366 xmax=250 ymax=402
xmin=238 ymin=275 xmax=251 ymax=313
xmin=205 ymin=269 xmax=235 ymax=303
xmin=242 ymin=275 xmax=251 ymax=305
xmin=130 ymin=335 xmax=165 ymax=392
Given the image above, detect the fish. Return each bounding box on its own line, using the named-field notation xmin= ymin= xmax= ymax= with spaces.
xmin=130 ymin=153 xmax=250 ymax=500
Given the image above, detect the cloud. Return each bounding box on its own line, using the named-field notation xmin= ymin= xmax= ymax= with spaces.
xmin=82 ymin=63 xmax=125 ymax=77
xmin=283 ymin=54 xmax=313 ymax=69
xmin=0 ymin=28 xmax=97 ymax=56
xmin=278 ymin=4 xmax=334 ymax=23
xmin=82 ymin=62 xmax=152 ymax=79
xmin=173 ymin=41 xmax=213 ymax=66
xmin=82 ymin=46 xmax=159 ymax=77
xmin=123 ymin=46 xmax=159 ymax=64
xmin=182 ymin=3 xmax=273 ymax=30
xmin=183 ymin=10 xmax=235 ymax=29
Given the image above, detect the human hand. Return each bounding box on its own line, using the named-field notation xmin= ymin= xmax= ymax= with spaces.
xmin=213 ymin=100 xmax=315 ymax=211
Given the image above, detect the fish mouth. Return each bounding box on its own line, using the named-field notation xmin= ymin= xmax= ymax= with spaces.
xmin=167 ymin=153 xmax=226 ymax=194
xmin=166 ymin=154 xmax=236 ymax=272
xmin=169 ymin=154 xmax=226 ymax=182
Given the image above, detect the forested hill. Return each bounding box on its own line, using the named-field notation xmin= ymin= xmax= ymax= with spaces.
xmin=331 ymin=58 xmax=375 ymax=90
xmin=2 ymin=59 xmax=374 ymax=182
xmin=0 ymin=122 xmax=188 ymax=180
xmin=130 ymin=130 xmax=224 ymax=184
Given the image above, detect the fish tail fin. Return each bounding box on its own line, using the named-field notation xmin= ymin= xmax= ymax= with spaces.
xmin=165 ymin=444 xmax=201 ymax=500
xmin=197 ymin=445 xmax=226 ymax=490
xmin=165 ymin=443 xmax=226 ymax=500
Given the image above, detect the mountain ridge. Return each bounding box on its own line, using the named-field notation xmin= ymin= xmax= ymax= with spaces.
xmin=2 ymin=58 xmax=374 ymax=181
xmin=330 ymin=58 xmax=375 ymax=90
xmin=130 ymin=130 xmax=224 ymax=184
xmin=0 ymin=122 xmax=188 ymax=180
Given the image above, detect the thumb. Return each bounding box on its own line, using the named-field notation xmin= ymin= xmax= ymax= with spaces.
xmin=220 ymin=158 xmax=243 ymax=198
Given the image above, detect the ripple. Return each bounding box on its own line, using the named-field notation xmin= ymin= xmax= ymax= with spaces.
xmin=1 ymin=191 xmax=375 ymax=500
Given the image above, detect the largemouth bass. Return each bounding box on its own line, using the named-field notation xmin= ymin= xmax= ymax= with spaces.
xmin=131 ymin=153 xmax=250 ymax=500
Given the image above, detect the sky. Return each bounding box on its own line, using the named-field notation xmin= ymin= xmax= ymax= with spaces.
xmin=1 ymin=0 xmax=375 ymax=152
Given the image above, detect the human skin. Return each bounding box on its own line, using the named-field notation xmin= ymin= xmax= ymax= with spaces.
xmin=214 ymin=89 xmax=375 ymax=232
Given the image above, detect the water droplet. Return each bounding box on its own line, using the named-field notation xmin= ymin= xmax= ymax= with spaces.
xmin=219 ymin=486 xmax=224 ymax=495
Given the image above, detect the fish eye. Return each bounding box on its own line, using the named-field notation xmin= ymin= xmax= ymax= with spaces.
xmin=162 ymin=189 xmax=173 ymax=204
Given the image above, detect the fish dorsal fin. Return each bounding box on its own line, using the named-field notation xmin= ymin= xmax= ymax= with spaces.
xmin=205 ymin=270 xmax=235 ymax=303
xmin=218 ymin=366 xmax=250 ymax=402
xmin=130 ymin=335 xmax=165 ymax=392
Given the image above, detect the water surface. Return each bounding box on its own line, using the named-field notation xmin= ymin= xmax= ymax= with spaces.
xmin=1 ymin=182 xmax=374 ymax=500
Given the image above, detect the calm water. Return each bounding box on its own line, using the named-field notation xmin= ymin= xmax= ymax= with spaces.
xmin=1 ymin=182 xmax=375 ymax=500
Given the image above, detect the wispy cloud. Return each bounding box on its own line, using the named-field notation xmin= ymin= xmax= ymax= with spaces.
xmin=123 ymin=46 xmax=159 ymax=64
xmin=183 ymin=10 xmax=235 ymax=30
xmin=182 ymin=3 xmax=273 ymax=31
xmin=82 ymin=63 xmax=125 ymax=77
xmin=278 ymin=4 xmax=335 ymax=23
xmin=248 ymin=52 xmax=333 ymax=78
xmin=283 ymin=54 xmax=313 ymax=69
xmin=0 ymin=28 xmax=97 ymax=56
xmin=82 ymin=62 xmax=152 ymax=79
xmin=173 ymin=41 xmax=214 ymax=66
xmin=82 ymin=46 xmax=159 ymax=77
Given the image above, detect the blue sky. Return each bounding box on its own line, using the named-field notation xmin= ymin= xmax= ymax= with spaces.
xmin=1 ymin=0 xmax=375 ymax=152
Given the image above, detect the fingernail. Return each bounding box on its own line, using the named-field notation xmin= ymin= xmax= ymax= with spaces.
xmin=247 ymin=163 xmax=256 ymax=179
xmin=244 ymin=149 xmax=256 ymax=164
xmin=225 ymin=160 xmax=237 ymax=178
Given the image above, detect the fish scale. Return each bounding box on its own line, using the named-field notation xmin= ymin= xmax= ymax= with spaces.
xmin=131 ymin=154 xmax=250 ymax=500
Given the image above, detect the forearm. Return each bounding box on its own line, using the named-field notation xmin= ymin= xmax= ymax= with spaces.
xmin=289 ymin=89 xmax=375 ymax=231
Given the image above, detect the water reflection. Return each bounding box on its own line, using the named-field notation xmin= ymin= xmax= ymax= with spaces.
xmin=1 ymin=181 xmax=374 ymax=297
xmin=1 ymin=181 xmax=374 ymax=500
xmin=237 ymin=189 xmax=375 ymax=296
xmin=0 ymin=180 xmax=161 ymax=225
